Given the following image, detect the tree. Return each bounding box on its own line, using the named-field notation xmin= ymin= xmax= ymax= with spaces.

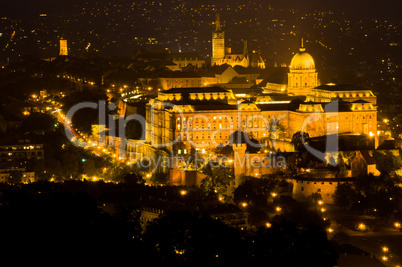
xmin=150 ymin=172 xmax=169 ymax=186
xmin=142 ymin=211 xmax=247 ymax=264
xmin=307 ymin=192 xmax=322 ymax=206
xmin=46 ymin=158 xmax=63 ymax=180
xmin=106 ymin=163 xmax=131 ymax=182
xmin=333 ymin=182 xmax=358 ymax=209
xmin=0 ymin=190 xmax=143 ymax=262
xmin=21 ymin=112 xmax=57 ymax=133
xmin=373 ymin=150 xmax=402 ymax=174
xmin=252 ymin=220 xmax=338 ymax=266
xmin=291 ymin=131 xmax=309 ymax=152
xmin=336 ymin=154 xmax=348 ymax=178
xmin=270 ymin=121 xmax=286 ymax=140
xmin=123 ymin=172 xmax=144 ymax=186
xmin=83 ymin=158 xmax=97 ymax=177
xmin=233 ymin=178 xmax=278 ymax=206
xmin=61 ymin=151 xmax=79 ymax=178
xmin=201 ymin=167 xmax=234 ymax=196
xmin=215 ymin=145 xmax=234 ymax=156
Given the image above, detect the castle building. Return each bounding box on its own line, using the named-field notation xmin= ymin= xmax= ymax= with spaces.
xmin=144 ymin=85 xmax=377 ymax=153
xmin=171 ymin=53 xmax=205 ymax=69
xmin=211 ymin=14 xmax=265 ymax=69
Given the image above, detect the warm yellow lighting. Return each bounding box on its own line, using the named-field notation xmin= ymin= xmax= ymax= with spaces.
xmin=218 ymin=196 xmax=224 ymax=202
xmin=320 ymin=207 xmax=326 ymax=212
xmin=271 ymin=192 xmax=277 ymax=197
xmin=395 ymin=222 xmax=401 ymax=228
xmin=180 ymin=190 xmax=187 ymax=196
xmin=327 ymin=228 xmax=334 ymax=233
xmin=318 ymin=200 xmax=324 ymax=205
xmin=241 ymin=202 xmax=248 ymax=208
xmin=382 ymin=256 xmax=388 ymax=262
xmin=276 ymin=206 xmax=282 ymax=212
xmin=358 ymin=223 xmax=366 ymax=231
xmin=382 ymin=246 xmax=389 ymax=252
xmin=266 ymin=222 xmax=271 ymax=228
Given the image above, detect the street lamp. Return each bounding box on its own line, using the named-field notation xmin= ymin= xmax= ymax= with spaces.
xmin=275 ymin=206 xmax=282 ymax=212
xmin=358 ymin=223 xmax=366 ymax=231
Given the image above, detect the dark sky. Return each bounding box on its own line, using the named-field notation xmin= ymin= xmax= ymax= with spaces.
xmin=0 ymin=0 xmax=401 ymax=21
xmin=268 ymin=0 xmax=402 ymax=20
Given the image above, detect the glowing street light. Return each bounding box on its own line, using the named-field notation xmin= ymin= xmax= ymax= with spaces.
xmin=318 ymin=200 xmax=324 ymax=205
xmin=180 ymin=190 xmax=187 ymax=196
xmin=271 ymin=192 xmax=277 ymax=198
xmin=382 ymin=246 xmax=389 ymax=253
xmin=395 ymin=222 xmax=401 ymax=228
xmin=266 ymin=222 xmax=272 ymax=228
xmin=327 ymin=228 xmax=334 ymax=233
xmin=382 ymin=256 xmax=388 ymax=262
xmin=275 ymin=206 xmax=282 ymax=212
xmin=358 ymin=223 xmax=367 ymax=231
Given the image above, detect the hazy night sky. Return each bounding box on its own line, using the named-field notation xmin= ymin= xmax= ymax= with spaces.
xmin=0 ymin=0 xmax=401 ymax=21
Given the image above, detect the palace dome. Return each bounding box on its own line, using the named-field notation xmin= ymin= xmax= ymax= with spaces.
xmin=290 ymin=47 xmax=315 ymax=70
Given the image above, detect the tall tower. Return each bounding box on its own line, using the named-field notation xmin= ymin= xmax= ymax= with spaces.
xmin=59 ymin=39 xmax=68 ymax=56
xmin=287 ymin=39 xmax=318 ymax=95
xmin=211 ymin=13 xmax=225 ymax=66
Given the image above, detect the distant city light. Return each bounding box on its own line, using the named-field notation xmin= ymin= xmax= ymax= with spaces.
xmin=275 ymin=206 xmax=282 ymax=212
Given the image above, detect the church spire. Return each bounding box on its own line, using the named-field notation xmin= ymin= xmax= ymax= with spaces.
xmin=243 ymin=40 xmax=248 ymax=56
xmin=215 ymin=13 xmax=221 ymax=31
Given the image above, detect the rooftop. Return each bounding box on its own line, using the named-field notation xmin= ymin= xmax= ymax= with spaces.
xmin=163 ymin=86 xmax=230 ymax=94
xmin=314 ymin=84 xmax=370 ymax=92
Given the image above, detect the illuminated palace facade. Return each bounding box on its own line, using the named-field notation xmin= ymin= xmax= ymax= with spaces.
xmin=145 ymin=42 xmax=378 ymax=153
xmin=145 ymin=87 xmax=377 ymax=153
